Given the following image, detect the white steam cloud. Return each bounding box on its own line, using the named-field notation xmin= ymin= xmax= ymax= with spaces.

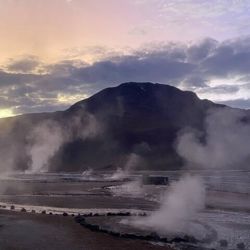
xmin=177 ymin=108 xmax=250 ymax=169
xmin=26 ymin=110 xmax=101 ymax=173
xmin=134 ymin=175 xmax=205 ymax=234
xmin=27 ymin=120 xmax=64 ymax=173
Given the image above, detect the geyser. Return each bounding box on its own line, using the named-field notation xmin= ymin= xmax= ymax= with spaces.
xmin=26 ymin=109 xmax=101 ymax=173
xmin=133 ymin=175 xmax=205 ymax=234
xmin=27 ymin=120 xmax=64 ymax=173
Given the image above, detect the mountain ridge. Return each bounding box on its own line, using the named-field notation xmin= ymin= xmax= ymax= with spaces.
xmin=0 ymin=82 xmax=241 ymax=172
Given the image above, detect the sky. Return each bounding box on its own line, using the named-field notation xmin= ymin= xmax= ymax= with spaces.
xmin=1 ymin=0 xmax=250 ymax=117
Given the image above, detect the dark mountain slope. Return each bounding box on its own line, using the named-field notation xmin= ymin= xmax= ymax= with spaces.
xmin=0 ymin=82 xmax=227 ymax=172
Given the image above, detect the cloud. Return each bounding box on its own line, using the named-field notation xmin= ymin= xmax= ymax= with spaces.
xmin=218 ymin=99 xmax=250 ymax=110
xmin=6 ymin=56 xmax=41 ymax=73
xmin=131 ymin=0 xmax=250 ymax=42
xmin=1 ymin=37 xmax=250 ymax=114
xmin=69 ymin=37 xmax=250 ymax=90
xmin=201 ymin=42 xmax=250 ymax=78
xmin=0 ymin=70 xmax=40 ymax=87
xmin=198 ymin=85 xmax=240 ymax=95
xmin=187 ymin=38 xmax=218 ymax=62
xmin=72 ymin=56 xmax=195 ymax=84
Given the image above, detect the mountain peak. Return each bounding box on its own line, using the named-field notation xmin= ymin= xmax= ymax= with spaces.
xmin=69 ymin=82 xmax=200 ymax=112
xmin=117 ymin=81 xmax=158 ymax=88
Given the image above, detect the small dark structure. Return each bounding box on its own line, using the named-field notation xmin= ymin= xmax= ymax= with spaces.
xmin=142 ymin=175 xmax=169 ymax=185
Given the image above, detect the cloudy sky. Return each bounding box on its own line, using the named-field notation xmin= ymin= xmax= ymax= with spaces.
xmin=1 ymin=0 xmax=250 ymax=117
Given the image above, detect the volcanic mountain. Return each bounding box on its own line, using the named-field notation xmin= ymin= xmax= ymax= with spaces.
xmin=0 ymin=82 xmax=230 ymax=172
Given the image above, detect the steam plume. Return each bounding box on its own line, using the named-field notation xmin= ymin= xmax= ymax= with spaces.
xmin=26 ymin=110 xmax=101 ymax=173
xmin=110 ymin=153 xmax=141 ymax=180
xmin=27 ymin=120 xmax=63 ymax=173
xmin=177 ymin=108 xmax=250 ymax=169
xmin=110 ymin=179 xmax=144 ymax=198
xmin=134 ymin=175 xmax=205 ymax=233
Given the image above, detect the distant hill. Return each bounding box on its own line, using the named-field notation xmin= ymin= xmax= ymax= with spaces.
xmin=0 ymin=82 xmax=230 ymax=172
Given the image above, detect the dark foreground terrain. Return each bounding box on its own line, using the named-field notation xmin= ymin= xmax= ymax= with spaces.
xmin=0 ymin=209 xmax=174 ymax=250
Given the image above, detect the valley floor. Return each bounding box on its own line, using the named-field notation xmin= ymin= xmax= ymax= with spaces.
xmin=0 ymin=171 xmax=249 ymax=250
